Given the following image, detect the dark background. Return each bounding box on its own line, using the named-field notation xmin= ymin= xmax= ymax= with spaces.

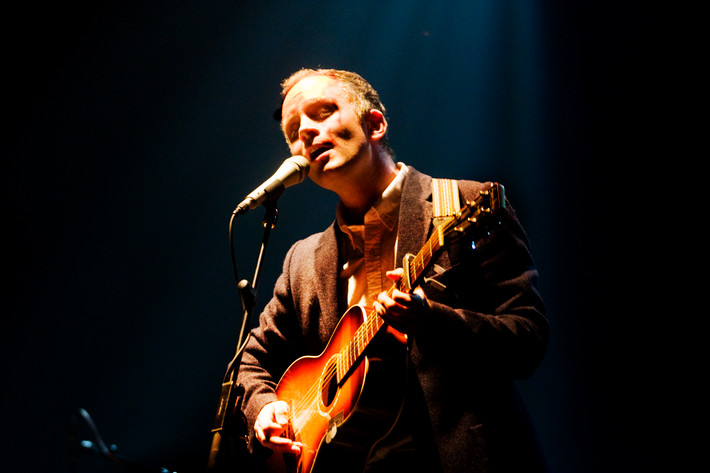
xmin=5 ymin=1 xmax=702 ymax=472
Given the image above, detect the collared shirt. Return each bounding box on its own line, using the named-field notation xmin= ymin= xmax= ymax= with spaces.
xmin=335 ymin=163 xmax=433 ymax=469
xmin=336 ymin=163 xmax=408 ymax=309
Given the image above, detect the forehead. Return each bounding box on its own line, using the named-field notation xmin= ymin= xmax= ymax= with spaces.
xmin=281 ymin=75 xmax=350 ymax=121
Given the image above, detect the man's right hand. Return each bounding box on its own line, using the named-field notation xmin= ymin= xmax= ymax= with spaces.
xmin=254 ymin=400 xmax=303 ymax=455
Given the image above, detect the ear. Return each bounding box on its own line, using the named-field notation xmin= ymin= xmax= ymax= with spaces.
xmin=366 ymin=109 xmax=388 ymax=141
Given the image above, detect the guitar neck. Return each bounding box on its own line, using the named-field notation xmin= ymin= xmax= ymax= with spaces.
xmin=336 ymin=306 xmax=384 ymax=384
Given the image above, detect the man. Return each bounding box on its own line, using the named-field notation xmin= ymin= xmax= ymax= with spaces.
xmin=237 ymin=68 xmax=548 ymax=472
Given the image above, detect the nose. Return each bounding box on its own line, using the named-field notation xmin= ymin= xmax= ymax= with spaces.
xmin=298 ymin=115 xmax=320 ymax=144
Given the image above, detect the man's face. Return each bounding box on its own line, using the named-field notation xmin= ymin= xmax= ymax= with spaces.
xmin=281 ymin=74 xmax=372 ymax=191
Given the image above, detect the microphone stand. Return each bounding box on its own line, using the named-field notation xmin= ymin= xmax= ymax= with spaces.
xmin=207 ymin=199 xmax=280 ymax=471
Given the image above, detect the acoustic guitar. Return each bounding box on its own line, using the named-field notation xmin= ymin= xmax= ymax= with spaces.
xmin=267 ymin=182 xmax=505 ymax=473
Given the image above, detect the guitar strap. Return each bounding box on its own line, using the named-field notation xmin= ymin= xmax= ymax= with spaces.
xmin=431 ymin=178 xmax=461 ymax=228
xmin=402 ymin=177 xmax=461 ymax=292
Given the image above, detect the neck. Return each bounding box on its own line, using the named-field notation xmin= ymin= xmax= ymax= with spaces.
xmin=338 ymin=153 xmax=398 ymax=222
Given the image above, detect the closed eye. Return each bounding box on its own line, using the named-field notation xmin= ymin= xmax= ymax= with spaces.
xmin=287 ymin=127 xmax=299 ymax=143
xmin=283 ymin=101 xmax=338 ymax=144
xmin=312 ymin=103 xmax=337 ymax=120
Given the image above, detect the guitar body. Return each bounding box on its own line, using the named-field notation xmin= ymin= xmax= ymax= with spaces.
xmin=267 ymin=305 xmax=408 ymax=473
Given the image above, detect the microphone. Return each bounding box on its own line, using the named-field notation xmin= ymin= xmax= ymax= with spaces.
xmin=233 ymin=155 xmax=310 ymax=214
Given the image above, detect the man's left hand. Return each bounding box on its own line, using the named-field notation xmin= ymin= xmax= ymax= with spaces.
xmin=374 ymin=268 xmax=430 ymax=333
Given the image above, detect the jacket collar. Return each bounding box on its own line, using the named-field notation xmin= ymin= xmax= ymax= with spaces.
xmin=396 ymin=166 xmax=433 ymax=264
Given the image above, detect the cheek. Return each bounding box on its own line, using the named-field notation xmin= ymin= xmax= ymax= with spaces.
xmin=288 ymin=140 xmax=304 ymax=156
xmin=330 ymin=113 xmax=364 ymax=143
xmin=336 ymin=128 xmax=354 ymax=141
xmin=334 ymin=120 xmax=369 ymax=145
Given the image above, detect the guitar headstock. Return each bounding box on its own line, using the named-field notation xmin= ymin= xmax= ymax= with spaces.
xmin=402 ymin=182 xmax=506 ymax=292
xmin=440 ymin=182 xmax=505 ymax=243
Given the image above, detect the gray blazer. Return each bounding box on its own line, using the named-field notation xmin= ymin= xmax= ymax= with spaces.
xmin=238 ymin=167 xmax=549 ymax=472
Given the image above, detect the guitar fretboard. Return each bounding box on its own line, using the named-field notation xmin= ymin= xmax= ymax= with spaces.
xmin=334 ymin=227 xmax=444 ymax=384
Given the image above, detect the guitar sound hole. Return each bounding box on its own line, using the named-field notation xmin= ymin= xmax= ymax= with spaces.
xmin=321 ymin=358 xmax=338 ymax=407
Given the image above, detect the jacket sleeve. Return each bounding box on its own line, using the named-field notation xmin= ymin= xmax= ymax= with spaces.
xmin=236 ymin=241 xmax=306 ymax=450
xmin=412 ymin=197 xmax=548 ymax=380
xmin=236 ymin=226 xmax=338 ymax=452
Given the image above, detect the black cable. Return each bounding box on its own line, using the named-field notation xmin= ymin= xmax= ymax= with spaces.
xmin=224 ymin=211 xmax=252 ymax=383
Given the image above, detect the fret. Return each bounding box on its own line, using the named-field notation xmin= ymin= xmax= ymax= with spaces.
xmin=353 ymin=335 xmax=358 ymax=364
xmin=357 ymin=327 xmax=363 ymax=354
xmin=337 ymin=351 xmax=342 ymax=381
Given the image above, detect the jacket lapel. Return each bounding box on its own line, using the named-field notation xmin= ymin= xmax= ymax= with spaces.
xmin=312 ymin=223 xmax=342 ymax=339
xmin=396 ymin=167 xmax=433 ymax=264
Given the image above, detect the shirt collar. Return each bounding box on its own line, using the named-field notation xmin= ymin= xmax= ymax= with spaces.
xmin=336 ymin=162 xmax=408 ymax=233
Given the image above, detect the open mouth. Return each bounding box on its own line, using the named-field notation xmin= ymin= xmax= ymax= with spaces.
xmin=310 ymin=145 xmax=331 ymax=161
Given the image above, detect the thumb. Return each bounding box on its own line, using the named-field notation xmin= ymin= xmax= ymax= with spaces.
xmin=386 ymin=267 xmax=404 ymax=281
xmin=274 ymin=401 xmax=290 ymax=424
